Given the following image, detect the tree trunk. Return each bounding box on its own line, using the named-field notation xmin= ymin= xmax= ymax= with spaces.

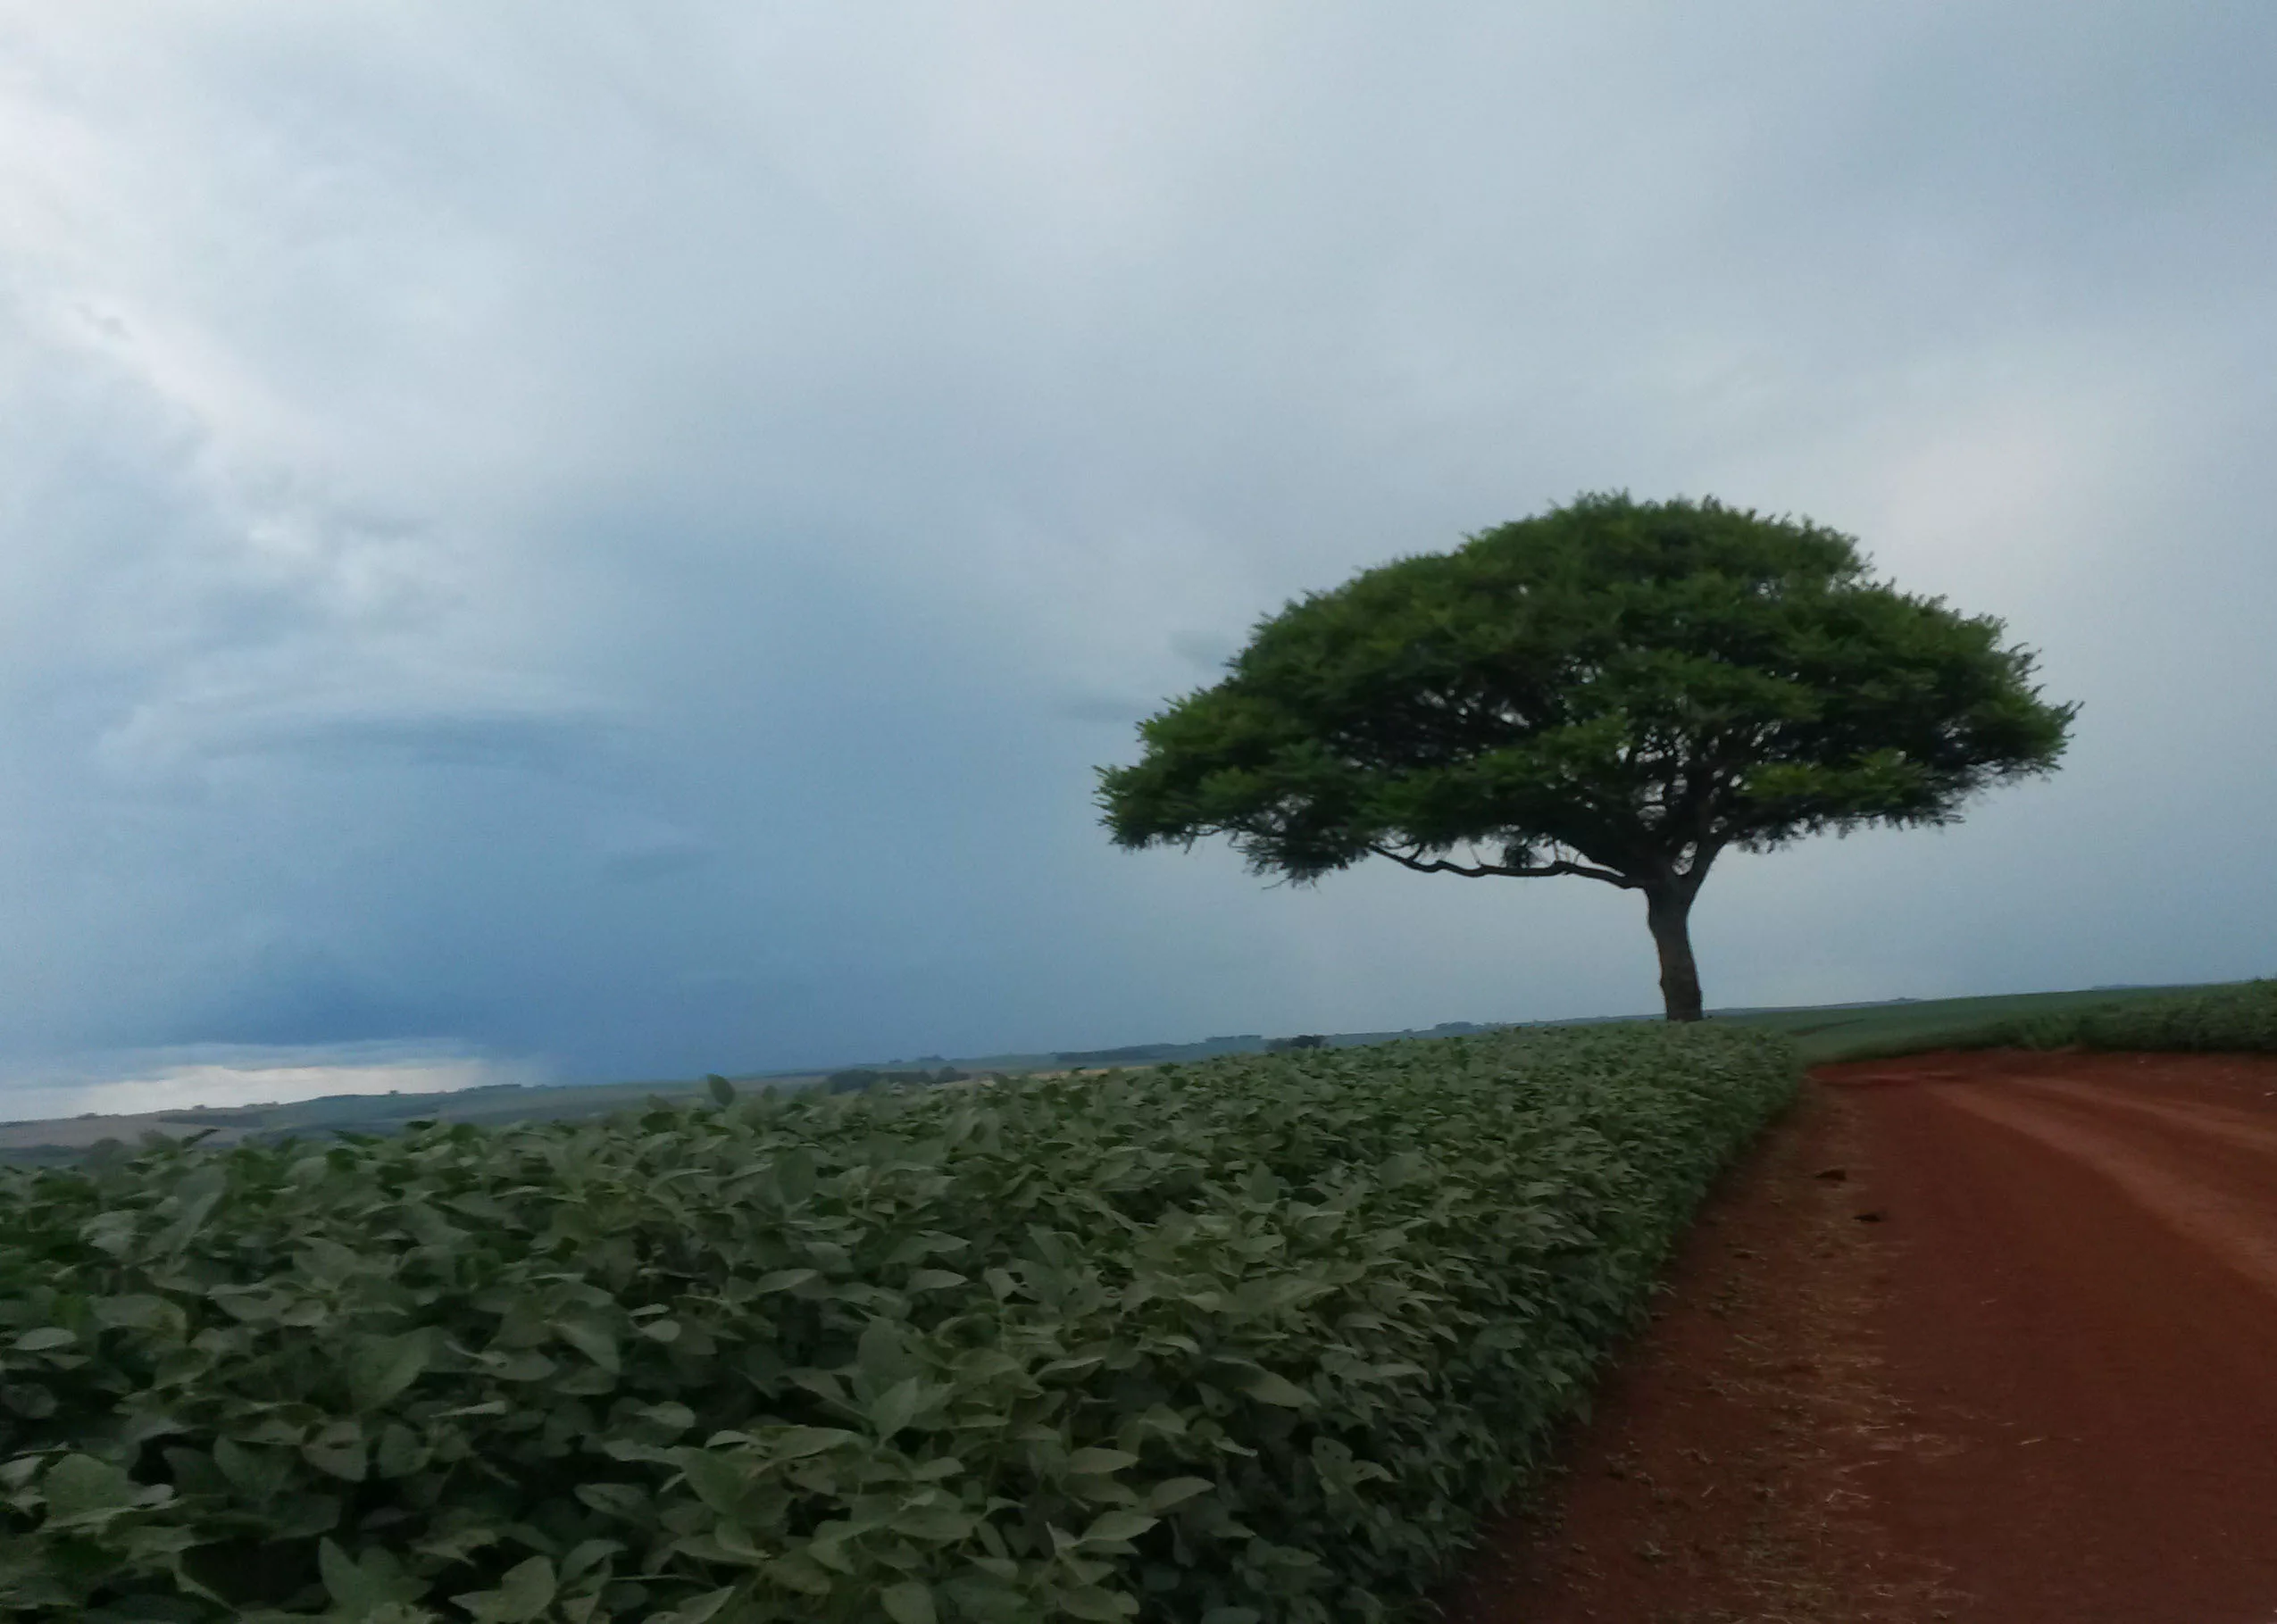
xmin=1645 ymin=887 xmax=1705 ymax=1022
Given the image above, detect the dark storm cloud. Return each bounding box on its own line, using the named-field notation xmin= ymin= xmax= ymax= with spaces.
xmin=0 ymin=2 xmax=2271 ymax=1107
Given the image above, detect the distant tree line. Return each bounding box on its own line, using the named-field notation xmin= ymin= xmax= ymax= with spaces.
xmin=825 ymin=1066 xmax=966 ymax=1095
xmin=1053 ymin=1045 xmax=1179 ymax=1066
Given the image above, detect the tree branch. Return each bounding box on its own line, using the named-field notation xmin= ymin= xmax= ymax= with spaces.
xmin=1366 ymin=843 xmax=1638 ymax=887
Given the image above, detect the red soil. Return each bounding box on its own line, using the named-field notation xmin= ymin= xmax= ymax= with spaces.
xmin=1442 ymin=1049 xmax=2277 ymax=1624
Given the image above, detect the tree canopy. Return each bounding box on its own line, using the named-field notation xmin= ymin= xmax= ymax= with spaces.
xmin=1097 ymin=493 xmax=2077 ymax=1020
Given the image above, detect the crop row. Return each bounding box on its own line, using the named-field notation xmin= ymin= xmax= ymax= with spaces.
xmin=1 ymin=1023 xmax=1796 ymax=1623
xmin=1996 ymin=977 xmax=2277 ymax=1054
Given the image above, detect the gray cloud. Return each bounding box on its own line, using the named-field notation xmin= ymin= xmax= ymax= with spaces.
xmin=0 ymin=2 xmax=2270 ymax=1100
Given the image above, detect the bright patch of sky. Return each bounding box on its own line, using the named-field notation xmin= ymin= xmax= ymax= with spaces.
xmin=0 ymin=3 xmax=2271 ymax=1110
xmin=0 ymin=1043 xmax=530 ymax=1124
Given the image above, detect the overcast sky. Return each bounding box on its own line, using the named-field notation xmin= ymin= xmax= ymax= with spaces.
xmin=0 ymin=3 xmax=2272 ymax=1109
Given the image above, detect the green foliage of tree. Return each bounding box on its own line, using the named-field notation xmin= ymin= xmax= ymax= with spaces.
xmin=1098 ymin=494 xmax=2078 ymax=1020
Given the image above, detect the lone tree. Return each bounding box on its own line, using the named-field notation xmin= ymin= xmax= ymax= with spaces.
xmin=1097 ymin=494 xmax=2076 ymax=1021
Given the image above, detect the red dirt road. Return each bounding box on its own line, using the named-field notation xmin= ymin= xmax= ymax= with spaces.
xmin=1445 ymin=1049 xmax=2277 ymax=1623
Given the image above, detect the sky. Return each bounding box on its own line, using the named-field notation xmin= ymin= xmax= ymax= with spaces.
xmin=0 ymin=3 xmax=2272 ymax=1112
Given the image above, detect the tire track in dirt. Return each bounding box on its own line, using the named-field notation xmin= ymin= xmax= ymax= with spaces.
xmin=1449 ymin=1049 xmax=2277 ymax=1623
xmin=1822 ymin=1051 xmax=2277 ymax=1622
xmin=2003 ymin=1074 xmax=2277 ymax=1156
xmin=1926 ymin=1078 xmax=2277 ymax=1297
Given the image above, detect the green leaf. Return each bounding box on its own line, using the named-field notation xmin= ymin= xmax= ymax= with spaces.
xmin=869 ymin=1377 xmax=923 ymax=1439
xmin=769 ymin=1426 xmax=855 ymax=1460
xmin=89 ymin=1294 xmax=172 ymax=1329
xmin=153 ymin=1165 xmax=228 ymax=1253
xmin=574 ymin=1481 xmax=649 ymax=1519
xmin=488 ymin=1350 xmax=558 ymax=1382
xmin=374 ymin=1422 xmax=430 ymax=1478
xmin=79 ymin=1209 xmax=138 ymax=1255
xmin=302 ymin=1420 xmax=368 ymax=1482
xmin=555 ymin=1316 xmax=620 ymax=1374
xmin=772 ymin=1146 xmax=816 ymax=1206
xmin=857 ymin=1315 xmax=915 ymax=1387
xmin=1065 ymin=1447 xmax=1138 ymax=1475
xmin=1080 ymin=1509 xmax=1157 ymax=1545
xmin=1144 ymin=1477 xmax=1214 ymax=1512
xmin=417 ymin=1524 xmax=504 ymax=1564
xmin=766 ymin=1553 xmax=834 ymax=1595
xmin=212 ymin=1437 xmax=279 ymax=1495
xmin=880 ymin=1580 xmax=937 ymax=1624
xmin=346 ymin=1329 xmax=434 ymax=1412
xmin=12 ymin=1327 xmax=75 ymax=1352
xmin=40 ymin=1453 xmax=141 ymax=1520
xmin=1057 ymin=1586 xmax=1137 ymax=1620
xmin=319 ymin=1537 xmax=371 ymax=1612
xmin=636 ymin=1400 xmax=696 ymax=1434
xmin=705 ymin=1073 xmax=737 ymax=1108
xmin=675 ymin=1449 xmax=748 ymax=1516
xmin=893 ymin=1504 xmax=976 ymax=1542
xmin=1239 ymin=1370 xmax=1312 ymax=1407
xmin=453 ymin=1554 xmax=556 ymax=1623
xmin=655 ymin=1587 xmax=738 ymax=1624
xmin=319 ymin=1538 xmax=419 ymax=1615
xmin=560 ymin=1537 xmax=624 ymax=1581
